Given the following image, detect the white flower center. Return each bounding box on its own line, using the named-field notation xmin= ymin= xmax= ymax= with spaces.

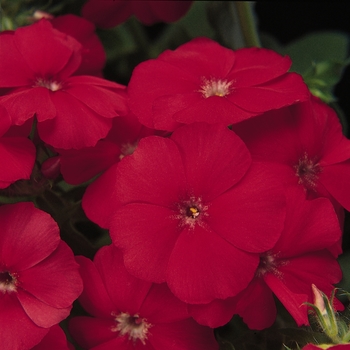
xmin=0 ymin=270 xmax=18 ymax=294
xmin=112 ymin=312 xmax=152 ymax=345
xmin=199 ymin=77 xmax=233 ymax=98
xmin=34 ymin=77 xmax=62 ymax=91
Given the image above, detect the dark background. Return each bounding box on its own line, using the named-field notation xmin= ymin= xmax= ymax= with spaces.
xmin=255 ymin=2 xmax=350 ymax=127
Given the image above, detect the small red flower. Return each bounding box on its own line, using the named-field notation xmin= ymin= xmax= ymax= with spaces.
xmin=69 ymin=245 xmax=218 ymax=350
xmin=232 ymin=96 xmax=350 ymax=211
xmin=128 ymin=37 xmax=310 ymax=131
xmin=108 ymin=122 xmax=286 ymax=304
xmin=0 ymin=202 xmax=83 ymax=349
xmin=82 ymin=0 xmax=193 ymax=28
xmin=0 ymin=19 xmax=128 ymax=149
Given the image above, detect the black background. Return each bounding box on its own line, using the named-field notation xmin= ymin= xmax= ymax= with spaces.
xmin=255 ymin=2 xmax=350 ymax=128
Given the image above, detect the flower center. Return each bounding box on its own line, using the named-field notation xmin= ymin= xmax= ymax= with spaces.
xmin=34 ymin=77 xmax=62 ymax=92
xmin=199 ymin=77 xmax=233 ymax=98
xmin=256 ymin=252 xmax=284 ymax=278
xmin=294 ymin=152 xmax=322 ymax=191
xmin=0 ymin=270 xmax=18 ymax=294
xmin=175 ymin=196 xmax=208 ymax=229
xmin=119 ymin=142 xmax=138 ymax=160
xmin=112 ymin=312 xmax=152 ymax=345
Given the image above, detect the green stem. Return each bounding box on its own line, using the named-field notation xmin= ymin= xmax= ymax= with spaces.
xmin=235 ymin=1 xmax=261 ymax=47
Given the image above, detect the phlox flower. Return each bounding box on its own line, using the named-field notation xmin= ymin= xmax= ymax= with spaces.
xmin=189 ymin=189 xmax=342 ymax=329
xmin=108 ymin=122 xmax=286 ymax=304
xmin=0 ymin=105 xmax=36 ymax=189
xmin=0 ymin=202 xmax=83 ymax=349
xmin=127 ymin=37 xmax=310 ymax=131
xmin=0 ymin=19 xmax=128 ymax=149
xmin=82 ymin=0 xmax=193 ymax=28
xmin=232 ymin=96 xmax=350 ymax=211
xmin=69 ymin=244 xmax=218 ymax=350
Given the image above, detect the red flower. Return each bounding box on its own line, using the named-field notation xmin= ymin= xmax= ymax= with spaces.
xmin=189 ymin=189 xmax=342 ymax=329
xmin=127 ymin=37 xmax=310 ymax=131
xmin=232 ymin=96 xmax=350 ymax=211
xmin=0 ymin=106 xmax=36 ymax=189
xmin=56 ymin=112 xmax=156 ymax=185
xmin=82 ymin=0 xmax=193 ymax=28
xmin=31 ymin=325 xmax=74 ymax=350
xmin=0 ymin=19 xmax=128 ymax=149
xmin=69 ymin=245 xmax=218 ymax=350
xmin=108 ymin=122 xmax=286 ymax=304
xmin=0 ymin=202 xmax=83 ymax=349
xmin=51 ymin=14 xmax=106 ymax=77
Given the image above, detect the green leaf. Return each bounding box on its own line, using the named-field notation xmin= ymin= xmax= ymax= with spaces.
xmin=282 ymin=31 xmax=349 ymax=74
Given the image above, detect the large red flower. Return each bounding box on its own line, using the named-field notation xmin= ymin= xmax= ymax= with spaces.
xmin=127 ymin=37 xmax=310 ymax=131
xmin=0 ymin=106 xmax=36 ymax=189
xmin=69 ymin=245 xmax=218 ymax=350
xmin=82 ymin=0 xmax=193 ymax=28
xmin=189 ymin=189 xmax=342 ymax=329
xmin=0 ymin=202 xmax=83 ymax=349
xmin=0 ymin=19 xmax=128 ymax=149
xmin=108 ymin=122 xmax=286 ymax=304
xmin=232 ymin=96 xmax=350 ymax=211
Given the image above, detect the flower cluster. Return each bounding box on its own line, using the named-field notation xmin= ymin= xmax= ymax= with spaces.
xmin=0 ymin=2 xmax=349 ymax=349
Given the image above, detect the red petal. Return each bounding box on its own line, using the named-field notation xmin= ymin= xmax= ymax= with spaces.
xmin=116 ymin=136 xmax=186 ymax=206
xmin=1 ymin=87 xmax=57 ymax=125
xmin=207 ymin=162 xmax=286 ymax=253
xmin=59 ymin=140 xmax=120 ymax=185
xmin=14 ymin=19 xmax=81 ymax=79
xmin=69 ymin=316 xmax=120 ymax=349
xmin=0 ymin=202 xmax=60 ymax=271
xmin=17 ymin=289 xmax=71 ymax=327
xmin=51 ymin=14 xmax=106 ymax=76
xmin=171 ymin=94 xmax=253 ymax=126
xmin=264 ymin=273 xmax=309 ymax=326
xmin=82 ymin=0 xmax=132 ymax=28
xmin=234 ymin=279 xmax=277 ymax=330
xmin=32 ymin=325 xmax=71 ymax=350
xmin=170 ymin=123 xmax=251 ymax=201
xmin=0 ymin=32 xmax=34 ymax=87
xmin=319 ymin=161 xmax=350 ymax=211
xmin=38 ymin=91 xmax=112 ymax=149
xmin=188 ymin=297 xmax=237 ymax=328
xmin=232 ymin=47 xmax=292 ymax=86
xmin=231 ymin=73 xmax=310 ymax=113
xmin=110 ymin=204 xmax=179 ymax=283
xmin=0 ymin=137 xmax=36 ymax=186
xmin=128 ymin=59 xmax=198 ymax=129
xmin=167 ymin=225 xmax=259 ymax=303
xmin=75 ymin=256 xmax=116 ymax=318
xmin=65 ymin=76 xmax=128 ymax=118
xmin=18 ymin=242 xmax=82 ymax=309
xmin=139 ymin=283 xmax=189 ymax=324
xmin=94 ymin=245 xmax=152 ymax=315
xmin=0 ymin=294 xmax=49 ymax=349
xmin=82 ymin=163 xmax=121 ymax=229
xmin=274 ymin=190 xmax=342 ymax=257
xmin=149 ymin=319 xmax=218 ymax=350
